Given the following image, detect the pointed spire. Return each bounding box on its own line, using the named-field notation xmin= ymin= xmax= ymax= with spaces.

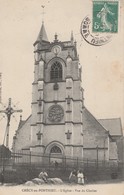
xmin=36 ymin=22 xmax=49 ymax=44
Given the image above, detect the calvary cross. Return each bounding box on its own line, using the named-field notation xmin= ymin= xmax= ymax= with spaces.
xmin=0 ymin=98 xmax=22 ymax=148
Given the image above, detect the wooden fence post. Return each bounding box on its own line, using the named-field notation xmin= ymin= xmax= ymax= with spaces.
xmin=48 ymin=153 xmax=51 ymax=173
xmin=96 ymin=145 xmax=99 ymax=169
xmin=65 ymin=156 xmax=66 ymax=170
xmin=87 ymin=159 xmax=88 ymax=168
xmin=77 ymin=157 xmax=78 ymax=168
xmin=2 ymin=147 xmax=5 ymax=184
xmin=29 ymin=151 xmax=31 ymax=168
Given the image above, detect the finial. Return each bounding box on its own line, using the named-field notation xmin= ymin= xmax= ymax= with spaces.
xmin=20 ymin=115 xmax=22 ymax=121
xmin=74 ymin=40 xmax=77 ymax=47
xmin=71 ymin=31 xmax=74 ymax=44
xmin=9 ymin=98 xmax=11 ymax=103
xmin=54 ymin=33 xmax=58 ymax=42
xmin=41 ymin=5 xmax=45 ymax=23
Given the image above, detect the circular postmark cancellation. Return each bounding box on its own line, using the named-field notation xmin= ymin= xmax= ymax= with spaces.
xmin=80 ymin=1 xmax=118 ymax=46
xmin=81 ymin=16 xmax=112 ymax=46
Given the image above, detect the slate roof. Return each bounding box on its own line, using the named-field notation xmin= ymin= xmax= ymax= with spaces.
xmin=98 ymin=118 xmax=123 ymax=136
xmin=18 ymin=120 xmax=26 ymax=129
xmin=16 ymin=115 xmax=31 ymax=134
xmin=0 ymin=145 xmax=11 ymax=157
xmin=35 ymin=22 xmax=49 ymax=44
xmin=82 ymin=107 xmax=110 ymax=148
xmin=82 ymin=107 xmax=109 ymax=132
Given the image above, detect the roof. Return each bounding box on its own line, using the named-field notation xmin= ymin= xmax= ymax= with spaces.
xmin=82 ymin=107 xmax=110 ymax=148
xmin=35 ymin=22 xmax=49 ymax=43
xmin=18 ymin=120 xmax=26 ymax=129
xmin=18 ymin=114 xmax=31 ymax=127
xmin=82 ymin=107 xmax=109 ymax=132
xmin=0 ymin=144 xmax=8 ymax=149
xmin=15 ymin=115 xmax=31 ymax=135
xmin=98 ymin=118 xmax=122 ymax=136
xmin=0 ymin=145 xmax=11 ymax=157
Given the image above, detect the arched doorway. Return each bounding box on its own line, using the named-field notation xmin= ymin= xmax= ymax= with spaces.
xmin=45 ymin=142 xmax=65 ymax=165
xmin=50 ymin=145 xmax=63 ymax=164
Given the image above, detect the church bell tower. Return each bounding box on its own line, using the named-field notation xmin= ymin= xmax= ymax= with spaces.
xmin=30 ymin=22 xmax=84 ymax=160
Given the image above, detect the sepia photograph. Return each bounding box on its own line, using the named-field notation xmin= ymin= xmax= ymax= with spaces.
xmin=0 ymin=0 xmax=124 ymax=194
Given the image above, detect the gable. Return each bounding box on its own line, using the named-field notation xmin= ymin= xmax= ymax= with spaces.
xmin=16 ymin=115 xmax=31 ymax=133
xmin=82 ymin=107 xmax=109 ymax=148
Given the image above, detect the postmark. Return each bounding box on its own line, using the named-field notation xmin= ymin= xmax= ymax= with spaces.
xmin=92 ymin=1 xmax=118 ymax=33
xmin=80 ymin=1 xmax=119 ymax=46
xmin=80 ymin=16 xmax=112 ymax=46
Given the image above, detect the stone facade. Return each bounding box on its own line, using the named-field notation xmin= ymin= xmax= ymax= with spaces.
xmin=82 ymin=108 xmax=110 ymax=161
xmin=30 ymin=23 xmax=83 ymax=160
xmin=12 ymin=22 xmax=120 ymax=163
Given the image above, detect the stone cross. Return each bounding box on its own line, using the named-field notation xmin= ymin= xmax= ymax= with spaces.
xmin=0 ymin=98 xmax=22 ymax=148
xmin=65 ymin=130 xmax=72 ymax=139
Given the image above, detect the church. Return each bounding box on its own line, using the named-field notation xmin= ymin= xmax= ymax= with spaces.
xmin=12 ymin=21 xmax=123 ymax=164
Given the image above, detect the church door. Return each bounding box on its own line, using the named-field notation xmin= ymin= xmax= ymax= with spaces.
xmin=50 ymin=145 xmax=63 ymax=165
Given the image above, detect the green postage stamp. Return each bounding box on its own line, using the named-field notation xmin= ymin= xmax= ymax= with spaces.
xmin=93 ymin=1 xmax=118 ymax=33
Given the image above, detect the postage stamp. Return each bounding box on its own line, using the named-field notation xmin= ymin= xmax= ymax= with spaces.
xmin=92 ymin=1 xmax=118 ymax=33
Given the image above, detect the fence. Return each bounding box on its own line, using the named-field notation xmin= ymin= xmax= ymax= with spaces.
xmin=0 ymin=150 xmax=123 ymax=184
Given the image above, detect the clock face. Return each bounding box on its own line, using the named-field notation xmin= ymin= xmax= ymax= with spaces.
xmin=48 ymin=105 xmax=64 ymax=122
xmin=52 ymin=45 xmax=61 ymax=55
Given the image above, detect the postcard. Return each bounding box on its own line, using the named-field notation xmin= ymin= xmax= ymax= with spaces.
xmin=0 ymin=0 xmax=124 ymax=195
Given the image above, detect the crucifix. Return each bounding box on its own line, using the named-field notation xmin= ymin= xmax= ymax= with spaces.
xmin=0 ymin=98 xmax=22 ymax=148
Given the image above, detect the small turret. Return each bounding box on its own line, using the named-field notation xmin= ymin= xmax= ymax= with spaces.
xmin=54 ymin=33 xmax=58 ymax=42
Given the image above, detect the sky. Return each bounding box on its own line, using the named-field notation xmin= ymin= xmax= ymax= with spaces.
xmin=0 ymin=0 xmax=124 ymax=148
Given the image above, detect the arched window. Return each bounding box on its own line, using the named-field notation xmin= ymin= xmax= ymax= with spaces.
xmin=50 ymin=146 xmax=62 ymax=154
xmin=50 ymin=61 xmax=62 ymax=80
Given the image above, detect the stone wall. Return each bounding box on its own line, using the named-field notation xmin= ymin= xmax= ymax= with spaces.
xmin=13 ymin=116 xmax=31 ymax=151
